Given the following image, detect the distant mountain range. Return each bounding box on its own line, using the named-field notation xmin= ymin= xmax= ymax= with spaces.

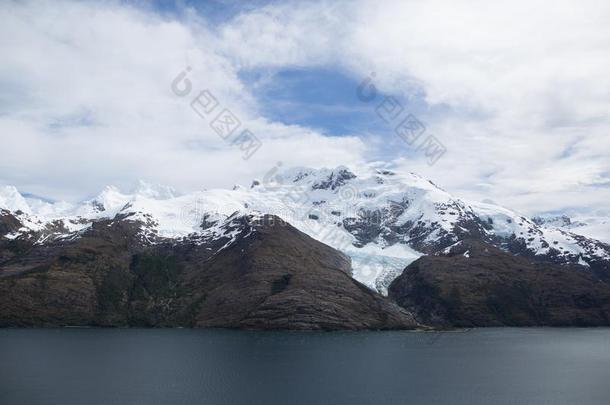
xmin=2 ymin=166 xmax=610 ymax=328
xmin=2 ymin=166 xmax=610 ymax=289
xmin=532 ymin=213 xmax=610 ymax=244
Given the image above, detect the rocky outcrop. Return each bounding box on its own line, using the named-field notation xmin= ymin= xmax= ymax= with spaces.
xmin=388 ymin=240 xmax=610 ymax=327
xmin=0 ymin=214 xmax=418 ymax=330
xmin=0 ymin=210 xmax=22 ymax=237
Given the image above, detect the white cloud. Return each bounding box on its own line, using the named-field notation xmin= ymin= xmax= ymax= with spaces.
xmin=0 ymin=0 xmax=367 ymax=201
xmin=1 ymin=0 xmax=609 ymax=217
xmin=217 ymin=0 xmax=610 ymax=215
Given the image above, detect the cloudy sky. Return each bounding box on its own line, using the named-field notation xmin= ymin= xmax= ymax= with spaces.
xmin=1 ymin=0 xmax=609 ymax=216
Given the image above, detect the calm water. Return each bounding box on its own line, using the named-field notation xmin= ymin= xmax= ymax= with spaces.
xmin=1 ymin=328 xmax=609 ymax=405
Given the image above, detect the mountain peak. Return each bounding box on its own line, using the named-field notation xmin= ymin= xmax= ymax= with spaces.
xmin=89 ymin=185 xmax=128 ymax=213
xmin=0 ymin=185 xmax=30 ymax=214
xmin=261 ymin=165 xmax=358 ymax=191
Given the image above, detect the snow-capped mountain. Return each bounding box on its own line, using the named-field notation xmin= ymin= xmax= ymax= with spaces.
xmin=533 ymin=214 xmax=610 ymax=245
xmin=2 ymin=167 xmax=609 ymax=293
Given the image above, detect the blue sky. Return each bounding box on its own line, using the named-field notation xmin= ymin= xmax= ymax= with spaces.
xmin=134 ymin=1 xmax=448 ymax=161
xmin=240 ymin=67 xmax=440 ymax=137
xmin=0 ymin=0 xmax=609 ymax=217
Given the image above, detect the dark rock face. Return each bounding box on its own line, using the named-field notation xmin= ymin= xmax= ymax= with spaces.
xmin=311 ymin=168 xmax=357 ymax=190
xmin=388 ymin=240 xmax=610 ymax=327
xmin=0 ymin=211 xmax=41 ymax=268
xmin=532 ymin=215 xmax=573 ymax=227
xmin=338 ymin=197 xmax=493 ymax=256
xmin=0 ymin=210 xmax=22 ymax=237
xmin=343 ymin=209 xmax=385 ymax=247
xmin=0 ymin=215 xmax=417 ymax=330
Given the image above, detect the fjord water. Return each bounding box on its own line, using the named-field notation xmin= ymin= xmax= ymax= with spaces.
xmin=1 ymin=328 xmax=609 ymax=405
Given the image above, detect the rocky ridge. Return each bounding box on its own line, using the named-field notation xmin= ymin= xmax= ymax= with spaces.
xmin=2 ymin=166 xmax=608 ymax=293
